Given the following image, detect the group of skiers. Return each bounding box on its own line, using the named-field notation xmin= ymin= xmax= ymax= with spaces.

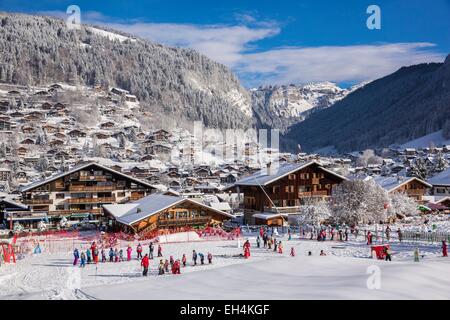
xmin=72 ymin=241 xmax=216 ymax=277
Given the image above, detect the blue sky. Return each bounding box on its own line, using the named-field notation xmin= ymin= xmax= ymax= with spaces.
xmin=1 ymin=0 xmax=449 ymax=87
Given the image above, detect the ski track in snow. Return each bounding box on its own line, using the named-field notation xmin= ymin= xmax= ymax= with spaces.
xmin=1 ymin=234 xmax=449 ymax=300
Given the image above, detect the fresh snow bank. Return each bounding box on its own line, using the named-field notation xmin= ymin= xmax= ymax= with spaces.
xmin=401 ymin=130 xmax=450 ymax=149
xmin=156 ymin=231 xmax=201 ymax=243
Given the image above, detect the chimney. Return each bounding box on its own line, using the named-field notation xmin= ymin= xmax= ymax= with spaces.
xmin=266 ymin=162 xmax=272 ymax=175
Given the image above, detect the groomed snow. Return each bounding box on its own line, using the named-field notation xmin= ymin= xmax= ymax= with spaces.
xmin=1 ymin=231 xmax=449 ymax=300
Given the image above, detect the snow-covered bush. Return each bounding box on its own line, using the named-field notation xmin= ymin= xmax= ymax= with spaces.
xmin=388 ymin=191 xmax=419 ymax=218
xmin=291 ymin=198 xmax=331 ymax=226
xmin=331 ymin=180 xmax=391 ymax=225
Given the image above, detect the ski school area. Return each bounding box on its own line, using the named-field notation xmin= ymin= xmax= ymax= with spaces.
xmin=0 ymin=222 xmax=449 ymax=300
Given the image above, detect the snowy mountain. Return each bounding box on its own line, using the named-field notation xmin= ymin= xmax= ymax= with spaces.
xmin=284 ymin=55 xmax=450 ymax=153
xmin=0 ymin=13 xmax=252 ymax=130
xmin=251 ymin=82 xmax=362 ymax=132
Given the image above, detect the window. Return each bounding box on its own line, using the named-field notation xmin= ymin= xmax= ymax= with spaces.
xmin=117 ymin=192 xmax=125 ymax=197
xmin=288 ymin=174 xmax=296 ymax=180
xmin=56 ymin=193 xmax=65 ymax=199
xmin=289 ymin=185 xmax=295 ymax=193
xmin=436 ymin=188 xmax=446 ymax=194
xmin=272 ymin=186 xmax=279 ymax=194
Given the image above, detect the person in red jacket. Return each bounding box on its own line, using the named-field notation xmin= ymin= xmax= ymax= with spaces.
xmin=91 ymin=242 xmax=98 ymax=264
xmin=126 ymin=245 xmax=132 ymax=261
xmin=290 ymin=247 xmax=295 ymax=257
xmin=442 ymin=240 xmax=448 ymax=257
xmin=141 ymin=254 xmax=150 ymax=276
xmin=172 ymin=259 xmax=181 ymax=274
xmin=137 ymin=243 xmax=143 ymax=259
xmin=182 ymin=254 xmax=187 ymax=267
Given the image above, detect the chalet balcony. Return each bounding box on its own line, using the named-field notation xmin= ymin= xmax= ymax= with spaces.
xmin=298 ymin=190 xmax=329 ymax=197
xmin=157 ymin=216 xmax=211 ymax=228
xmin=68 ymin=185 xmax=115 ymax=192
xmin=66 ymin=197 xmax=116 ymax=204
xmin=264 ymin=206 xmax=301 ymax=214
xmin=24 ymin=198 xmax=53 ymax=205
xmin=48 ymin=208 xmax=103 ymax=216
xmin=130 ymin=194 xmax=145 ymax=201
xmin=405 ymin=190 xmax=425 ymax=196
xmin=79 ymin=175 xmax=108 ymax=182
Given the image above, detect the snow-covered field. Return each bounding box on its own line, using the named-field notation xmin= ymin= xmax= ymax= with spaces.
xmin=1 ymin=231 xmax=449 ymax=300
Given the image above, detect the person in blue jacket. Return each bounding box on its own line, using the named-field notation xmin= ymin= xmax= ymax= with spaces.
xmin=80 ymin=251 xmax=86 ymax=268
xmin=86 ymin=248 xmax=92 ymax=264
xmin=73 ymin=248 xmax=80 ymax=266
xmin=109 ymin=248 xmax=114 ymax=262
xmin=199 ymin=252 xmax=205 ymax=265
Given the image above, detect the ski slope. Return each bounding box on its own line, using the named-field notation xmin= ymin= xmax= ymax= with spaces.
xmin=1 ymin=234 xmax=449 ymax=300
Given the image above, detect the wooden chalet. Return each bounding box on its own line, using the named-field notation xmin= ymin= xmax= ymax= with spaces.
xmin=103 ymin=194 xmax=234 ymax=234
xmin=374 ymin=176 xmax=431 ymax=202
xmin=233 ymin=161 xmax=347 ymax=225
xmin=19 ymin=162 xmax=156 ymax=226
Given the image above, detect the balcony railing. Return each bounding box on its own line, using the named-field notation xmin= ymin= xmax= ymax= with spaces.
xmin=66 ymin=197 xmax=116 ymax=204
xmin=298 ymin=190 xmax=329 ymax=197
xmin=157 ymin=216 xmax=211 ymax=228
xmin=24 ymin=199 xmax=53 ymax=205
xmin=264 ymin=206 xmax=301 ymax=214
xmin=79 ymin=175 xmax=108 ymax=182
xmin=48 ymin=208 xmax=103 ymax=216
xmin=69 ymin=185 xmax=115 ymax=192
xmin=130 ymin=194 xmax=145 ymax=201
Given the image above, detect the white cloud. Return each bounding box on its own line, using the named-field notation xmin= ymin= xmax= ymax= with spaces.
xmin=37 ymin=10 xmax=446 ymax=87
xmin=105 ymin=22 xmax=279 ymax=67
xmin=237 ymin=43 xmax=445 ymax=86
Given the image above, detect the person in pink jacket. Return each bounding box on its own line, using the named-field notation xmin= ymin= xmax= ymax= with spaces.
xmin=126 ymin=245 xmax=132 ymax=261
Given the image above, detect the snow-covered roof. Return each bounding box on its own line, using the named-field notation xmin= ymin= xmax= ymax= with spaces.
xmin=252 ymin=213 xmax=288 ymax=220
xmin=373 ymin=176 xmax=432 ymax=192
xmin=234 ymin=161 xmax=347 ymax=187
xmin=428 ymin=168 xmax=450 ymax=186
xmin=20 ymin=162 xmax=156 ymax=192
xmin=103 ymin=194 xmax=234 ymax=226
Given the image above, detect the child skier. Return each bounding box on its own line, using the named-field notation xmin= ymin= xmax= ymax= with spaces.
xmin=169 ymin=255 xmax=175 ymax=269
xmin=137 ymin=243 xmax=143 ymax=259
xmin=182 ymin=254 xmax=187 ymax=267
xmin=164 ymin=259 xmax=170 ymax=273
xmin=320 ymin=250 xmax=326 ymax=256
xmin=157 ymin=244 xmax=163 ymax=257
xmin=158 ymin=260 xmax=165 ymax=275
xmin=91 ymin=242 xmax=98 ymax=264
xmin=192 ymin=250 xmax=198 ymax=266
xmin=126 ymin=245 xmax=132 ymax=261
xmin=414 ymin=248 xmax=420 ymax=262
xmin=256 ymin=236 xmax=261 ymax=248
xmin=273 ymin=239 xmax=278 ymax=252
xmin=207 ymin=252 xmax=213 ymax=264
xmin=141 ymin=254 xmax=150 ymax=276
xmin=384 ymin=246 xmax=392 ymax=261
xmin=86 ymin=248 xmax=92 ymax=264
xmin=442 ymin=240 xmax=448 ymax=257
xmin=199 ymin=252 xmax=205 ymax=265
xmin=108 ymin=248 xmax=114 ymax=262
xmin=278 ymin=241 xmax=283 ymax=254
xmin=149 ymin=242 xmax=154 ymax=259
xmin=290 ymin=247 xmax=295 ymax=257
xmin=114 ymin=248 xmax=119 ymax=262
xmin=80 ymin=251 xmax=86 ymax=268
xmin=119 ymin=249 xmax=124 ymax=262
xmin=73 ymin=248 xmax=80 ymax=266
xmin=101 ymin=249 xmax=106 ymax=263
xmin=172 ymin=259 xmax=181 ymax=274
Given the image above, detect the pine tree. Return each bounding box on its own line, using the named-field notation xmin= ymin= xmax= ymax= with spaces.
xmin=433 ymin=152 xmax=449 ymax=173
xmin=409 ymin=158 xmax=429 ymax=180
